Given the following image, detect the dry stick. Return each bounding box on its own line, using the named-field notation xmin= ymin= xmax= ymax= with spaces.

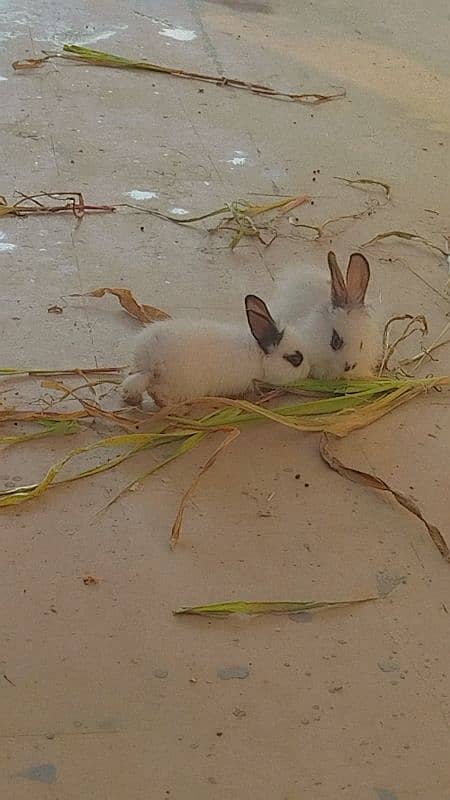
xmin=0 ymin=366 xmax=124 ymax=377
xmin=401 ymin=322 xmax=450 ymax=373
xmin=170 ymin=428 xmax=240 ymax=550
xmin=320 ymin=433 xmax=450 ymax=563
xmin=0 ymin=191 xmax=115 ymax=217
xmin=13 ymin=45 xmax=346 ymax=105
xmin=379 ymin=314 xmax=428 ymax=376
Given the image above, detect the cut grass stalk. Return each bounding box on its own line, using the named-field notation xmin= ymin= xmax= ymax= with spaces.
xmin=13 ymin=45 xmax=346 ymax=105
xmin=123 ymin=195 xmax=310 ymax=249
xmin=0 ymin=419 xmax=81 ymax=446
xmin=0 ymin=366 xmax=124 ymax=377
xmin=0 ymin=191 xmax=114 ymax=217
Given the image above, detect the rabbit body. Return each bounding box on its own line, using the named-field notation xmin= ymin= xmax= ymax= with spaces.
xmin=121 ymin=306 xmax=310 ymax=407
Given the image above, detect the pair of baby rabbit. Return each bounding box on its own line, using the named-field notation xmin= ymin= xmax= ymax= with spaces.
xmin=121 ymin=251 xmax=381 ymax=408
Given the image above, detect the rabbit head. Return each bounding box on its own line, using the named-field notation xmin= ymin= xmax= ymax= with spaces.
xmin=245 ymin=295 xmax=310 ymax=384
xmin=303 ymin=251 xmax=381 ymax=379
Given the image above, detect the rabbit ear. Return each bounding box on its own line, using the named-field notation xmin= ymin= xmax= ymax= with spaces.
xmin=346 ymin=253 xmax=370 ymax=305
xmin=245 ymin=295 xmax=283 ymax=354
xmin=327 ymin=252 xmax=347 ymax=308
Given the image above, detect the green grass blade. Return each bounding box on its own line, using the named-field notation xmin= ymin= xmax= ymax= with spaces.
xmin=174 ymin=597 xmax=377 ymax=616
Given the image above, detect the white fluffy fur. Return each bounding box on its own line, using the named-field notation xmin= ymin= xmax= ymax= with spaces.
xmin=271 ymin=264 xmax=382 ymax=379
xmin=121 ymin=318 xmax=310 ymax=407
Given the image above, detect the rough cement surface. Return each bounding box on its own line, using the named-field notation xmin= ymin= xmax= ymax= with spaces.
xmin=0 ymin=1 xmax=449 ymax=798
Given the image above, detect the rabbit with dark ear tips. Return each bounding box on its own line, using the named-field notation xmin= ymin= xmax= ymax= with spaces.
xmin=121 ymin=295 xmax=310 ymax=407
xmin=270 ymin=251 xmax=382 ymax=379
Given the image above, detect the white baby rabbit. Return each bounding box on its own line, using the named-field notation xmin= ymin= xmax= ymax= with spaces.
xmin=271 ymin=251 xmax=381 ymax=379
xmin=120 ymin=295 xmax=310 ymax=407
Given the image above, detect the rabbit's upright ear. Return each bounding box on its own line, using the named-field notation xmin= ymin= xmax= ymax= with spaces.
xmin=327 ymin=252 xmax=347 ymax=308
xmin=245 ymin=295 xmax=283 ymax=354
xmin=346 ymin=253 xmax=370 ymax=305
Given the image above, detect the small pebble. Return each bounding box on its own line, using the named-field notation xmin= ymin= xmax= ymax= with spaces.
xmin=153 ymin=669 xmax=168 ymax=679
xmin=217 ymin=665 xmax=249 ymax=680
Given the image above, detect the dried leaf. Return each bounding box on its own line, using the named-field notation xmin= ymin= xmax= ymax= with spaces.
xmin=13 ymin=45 xmax=346 ymax=105
xmin=320 ymin=433 xmax=450 ymax=563
xmin=379 ymin=314 xmax=428 ymax=375
xmin=69 ymin=287 xmax=170 ymax=324
xmin=170 ymin=427 xmax=240 ymax=549
xmin=362 ymin=230 xmax=448 ymax=257
xmin=47 ymin=305 xmax=63 ymax=314
xmin=174 ymin=596 xmax=376 ymax=617
xmin=334 ymin=176 xmax=391 ymax=201
xmin=0 ymin=419 xmax=80 ymax=446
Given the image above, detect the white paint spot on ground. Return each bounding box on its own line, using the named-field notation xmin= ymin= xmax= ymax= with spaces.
xmin=34 ymin=25 xmax=128 ymax=47
xmin=74 ymin=28 xmax=127 ymax=45
xmin=0 ymin=232 xmax=15 ymax=252
xmin=126 ymin=190 xmax=159 ymax=201
xmin=159 ymin=27 xmax=197 ymax=42
xmin=170 ymin=207 xmax=189 ymax=215
xmin=0 ymin=76 xmax=7 ymax=81
xmin=226 ymin=150 xmax=247 ymax=166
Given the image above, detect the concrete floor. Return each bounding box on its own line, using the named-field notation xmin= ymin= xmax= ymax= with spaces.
xmin=1 ymin=1 xmax=450 ymax=798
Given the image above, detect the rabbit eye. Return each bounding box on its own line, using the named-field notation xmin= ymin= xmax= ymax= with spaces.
xmin=283 ymin=350 xmax=304 ymax=367
xmin=330 ymin=329 xmax=344 ymax=351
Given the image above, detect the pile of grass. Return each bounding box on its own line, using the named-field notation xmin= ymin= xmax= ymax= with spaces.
xmin=1 ymin=374 xmax=447 ymax=554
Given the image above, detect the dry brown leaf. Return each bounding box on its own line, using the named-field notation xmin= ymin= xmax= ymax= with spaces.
xmin=320 ymin=433 xmax=450 ymax=563
xmin=70 ymin=287 xmax=170 ymax=324
xmin=170 ymin=428 xmax=240 ymax=550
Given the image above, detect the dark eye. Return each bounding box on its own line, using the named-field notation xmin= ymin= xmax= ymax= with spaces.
xmin=283 ymin=350 xmax=304 ymax=367
xmin=331 ymin=329 xmax=344 ymax=351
